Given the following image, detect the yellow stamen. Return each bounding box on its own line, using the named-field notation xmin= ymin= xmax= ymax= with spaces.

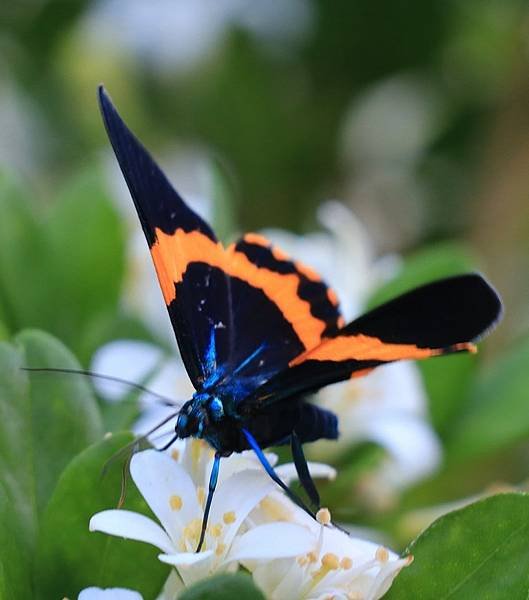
xmin=376 ymin=546 xmax=389 ymax=563
xmin=215 ymin=542 xmax=226 ymax=556
xmin=210 ymin=523 xmax=222 ymax=537
xmin=197 ymin=486 xmax=206 ymax=506
xmin=170 ymin=449 xmax=180 ymax=461
xmin=183 ymin=518 xmax=202 ymax=541
xmin=191 ymin=439 xmax=202 ymax=467
xmin=321 ymin=553 xmax=340 ymax=570
xmin=341 ymin=557 xmax=353 ymax=570
xmin=307 ymin=551 xmax=318 ymax=563
xmin=316 ymin=507 xmax=331 ymax=525
xmin=311 ymin=552 xmax=340 ymax=584
xmin=223 ymin=511 xmax=236 ymax=524
xmin=169 ymin=495 xmax=183 ymax=511
xmin=259 ymin=496 xmax=292 ymax=521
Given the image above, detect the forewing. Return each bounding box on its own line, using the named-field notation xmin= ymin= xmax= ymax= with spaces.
xmin=240 ymin=274 xmax=502 ymax=411
xmin=209 ymin=233 xmax=344 ymax=400
xmin=99 ymin=87 xmax=343 ymax=394
xmin=99 ymin=86 xmax=231 ymax=388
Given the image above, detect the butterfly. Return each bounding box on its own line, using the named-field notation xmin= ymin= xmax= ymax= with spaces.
xmin=98 ymin=86 xmax=502 ymax=551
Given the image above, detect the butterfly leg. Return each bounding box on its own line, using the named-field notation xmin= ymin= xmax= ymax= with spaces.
xmin=291 ymin=430 xmax=320 ymax=508
xmin=196 ymin=452 xmax=221 ymax=553
xmin=242 ymin=428 xmax=317 ymax=521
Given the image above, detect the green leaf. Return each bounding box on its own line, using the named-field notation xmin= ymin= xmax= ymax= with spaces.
xmin=0 ymin=173 xmax=53 ymax=332
xmin=0 ymin=488 xmax=33 ymax=600
xmin=387 ymin=493 xmax=529 ymax=599
xmin=46 ymin=168 xmax=126 ymax=343
xmin=0 ymin=330 xmax=105 ymax=597
xmin=367 ymin=242 xmax=476 ymax=309
xmin=0 ymin=321 xmax=9 ymax=341
xmin=0 ymin=170 xmax=126 ymax=355
xmin=0 ymin=340 xmax=37 ymax=549
xmin=419 ymin=352 xmax=477 ymax=435
xmin=16 ymin=329 xmax=104 ymax=513
xmin=35 ymin=433 xmax=169 ymax=600
xmin=179 ymin=573 xmax=265 ymax=600
xmin=100 ymin=397 xmax=142 ymax=434
xmin=445 ymin=337 xmax=529 ymax=461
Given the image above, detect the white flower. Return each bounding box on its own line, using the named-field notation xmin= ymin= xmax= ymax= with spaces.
xmin=266 ymin=202 xmax=442 ymax=500
xmin=245 ymin=505 xmax=411 ymax=600
xmin=78 ymin=588 xmax=143 ymax=600
xmin=89 ymin=444 xmax=319 ymax=588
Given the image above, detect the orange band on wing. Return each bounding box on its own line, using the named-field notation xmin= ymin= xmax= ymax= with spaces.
xmin=150 ymin=228 xmax=326 ymax=349
xmin=289 ymin=333 xmax=475 ymax=366
xmin=243 ymin=232 xmax=270 ymax=247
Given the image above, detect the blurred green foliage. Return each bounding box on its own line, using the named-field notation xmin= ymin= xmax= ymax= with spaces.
xmin=179 ymin=573 xmax=265 ymax=600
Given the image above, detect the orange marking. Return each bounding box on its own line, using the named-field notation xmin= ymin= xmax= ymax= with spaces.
xmin=150 ymin=229 xmax=224 ymax=304
xmin=150 ymin=228 xmax=326 ymax=349
xmin=289 ymin=334 xmax=474 ymax=366
xmin=271 ymin=245 xmax=290 ymax=262
xmin=350 ymin=368 xmax=374 ymax=379
xmin=327 ymin=287 xmax=339 ymax=307
xmin=294 ymin=260 xmax=321 ymax=283
xmin=243 ymin=232 xmax=270 ymax=247
xmin=244 ymin=233 xmax=324 ymax=285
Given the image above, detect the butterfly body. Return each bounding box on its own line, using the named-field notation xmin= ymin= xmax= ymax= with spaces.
xmin=177 ymin=378 xmax=338 ymax=456
xmin=98 ymin=86 xmax=502 ymax=550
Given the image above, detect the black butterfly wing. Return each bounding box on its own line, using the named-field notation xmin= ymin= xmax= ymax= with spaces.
xmin=217 ymin=233 xmax=343 ymax=395
xmin=239 ymin=274 xmax=502 ymax=412
xmin=99 ymin=87 xmax=343 ymax=396
xmin=99 ymin=86 xmax=233 ymax=388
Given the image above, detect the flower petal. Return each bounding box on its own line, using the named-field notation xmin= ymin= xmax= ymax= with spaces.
xmin=91 ymin=340 xmax=163 ymax=402
xmin=89 ymin=510 xmax=174 ymax=554
xmin=158 ymin=550 xmax=216 ymax=588
xmin=78 ymin=588 xmax=143 ymax=600
xmin=275 ymin=462 xmax=336 ymax=484
xmin=227 ymin=522 xmax=314 ymax=563
xmin=138 ymin=360 xmax=194 ymax=408
xmin=206 ymin=450 xmax=277 ymax=489
xmin=158 ymin=550 xmax=214 ymax=567
xmin=366 ymin=556 xmax=411 ymax=600
xmin=130 ymin=449 xmax=201 ymax=542
xmin=209 ymin=469 xmax=275 ymax=548
xmin=364 ymin=416 xmax=441 ymax=486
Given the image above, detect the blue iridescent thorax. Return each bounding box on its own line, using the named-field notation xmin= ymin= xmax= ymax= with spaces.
xmin=174 ymin=330 xmax=269 ymax=453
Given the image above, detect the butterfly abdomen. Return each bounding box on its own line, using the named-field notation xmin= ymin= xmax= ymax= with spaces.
xmin=295 ymin=402 xmax=339 ymax=444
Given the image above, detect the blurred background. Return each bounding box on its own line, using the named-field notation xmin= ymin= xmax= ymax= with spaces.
xmin=1 ymin=0 xmax=529 ymax=548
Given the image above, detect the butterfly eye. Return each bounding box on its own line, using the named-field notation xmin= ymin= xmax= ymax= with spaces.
xmin=208 ymin=397 xmax=224 ymax=420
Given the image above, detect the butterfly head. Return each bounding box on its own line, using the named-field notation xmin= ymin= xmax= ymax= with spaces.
xmin=175 ymin=393 xmax=225 ymax=439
